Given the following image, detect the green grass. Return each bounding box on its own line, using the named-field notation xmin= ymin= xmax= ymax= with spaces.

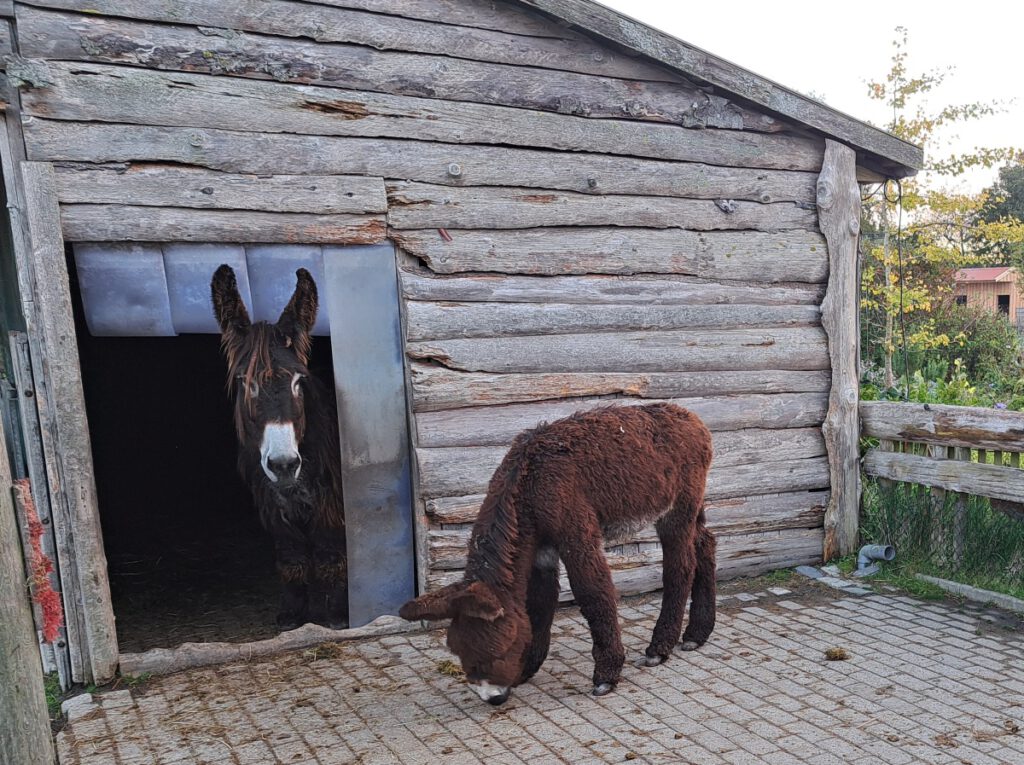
xmin=44 ymin=673 xmax=62 ymax=718
xmin=861 ymin=479 xmax=1024 ymax=601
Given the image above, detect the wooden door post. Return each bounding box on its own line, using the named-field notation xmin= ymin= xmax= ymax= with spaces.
xmin=0 ymin=412 xmax=57 ymax=765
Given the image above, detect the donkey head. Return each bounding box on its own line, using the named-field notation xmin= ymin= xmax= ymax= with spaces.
xmin=400 ymin=580 xmax=530 ymax=705
xmin=211 ymin=264 xmax=318 ymax=489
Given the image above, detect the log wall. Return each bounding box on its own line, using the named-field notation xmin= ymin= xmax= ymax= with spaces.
xmin=6 ymin=0 xmax=836 ymax=598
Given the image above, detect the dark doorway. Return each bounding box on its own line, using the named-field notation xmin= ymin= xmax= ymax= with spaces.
xmin=71 ymin=258 xmax=336 ymax=652
xmin=998 ymin=294 xmax=1010 ymax=315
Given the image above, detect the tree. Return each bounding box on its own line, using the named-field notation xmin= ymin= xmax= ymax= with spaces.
xmin=860 ymin=27 xmax=1023 ymax=389
xmin=974 ymin=163 xmax=1024 ymax=272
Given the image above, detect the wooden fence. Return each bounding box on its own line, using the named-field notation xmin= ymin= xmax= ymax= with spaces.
xmin=860 ymin=400 xmax=1024 ymax=521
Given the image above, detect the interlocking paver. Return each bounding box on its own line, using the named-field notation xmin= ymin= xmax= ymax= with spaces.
xmin=54 ymin=591 xmax=1024 ymax=764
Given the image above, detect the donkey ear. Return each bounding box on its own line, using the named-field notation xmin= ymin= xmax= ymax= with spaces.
xmin=277 ymin=268 xmax=318 ymax=361
xmin=211 ymin=264 xmax=251 ymax=336
xmin=452 ymin=581 xmax=504 ymax=622
xmin=398 ymin=582 xmax=463 ymax=622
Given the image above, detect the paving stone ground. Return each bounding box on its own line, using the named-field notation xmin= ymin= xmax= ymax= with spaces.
xmin=55 ymin=589 xmax=1024 ymax=765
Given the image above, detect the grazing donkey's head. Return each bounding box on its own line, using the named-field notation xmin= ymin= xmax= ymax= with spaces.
xmin=211 ymin=264 xmax=318 ymax=490
xmin=400 ymin=579 xmax=530 ymax=705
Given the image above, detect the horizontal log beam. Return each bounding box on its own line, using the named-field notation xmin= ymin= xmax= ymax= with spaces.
xmin=18 ymin=0 xmax=678 ymax=80
xmin=417 ymin=445 xmax=829 ymax=499
xmin=59 ymin=206 xmax=387 ymax=243
xmin=410 ymin=366 xmax=832 ymax=412
xmin=862 ymin=448 xmax=1024 ymax=504
xmin=426 ymin=528 xmax=824 ymax=595
xmin=398 ymin=269 xmax=825 ymax=306
xmin=386 ymin=182 xmax=817 ymax=231
xmin=416 ymin=393 xmax=828 ymax=448
xmin=406 ymin=302 xmax=820 ymax=341
xmin=431 ymin=487 xmax=828 ymax=530
xmin=15 ymin=61 xmax=825 ymax=170
xmin=860 ymin=400 xmax=1024 ymax=453
xmin=407 ymin=327 xmax=830 ymax=375
xmin=26 ymin=122 xmax=813 ymax=200
xmin=394 ymin=228 xmax=827 ymax=279
xmin=16 ymin=7 xmax=781 ymax=131
xmin=53 ymin=163 xmax=387 ymax=214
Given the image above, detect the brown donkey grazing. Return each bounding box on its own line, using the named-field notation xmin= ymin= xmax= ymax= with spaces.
xmin=211 ymin=265 xmax=347 ymax=630
xmin=400 ymin=403 xmax=715 ymax=704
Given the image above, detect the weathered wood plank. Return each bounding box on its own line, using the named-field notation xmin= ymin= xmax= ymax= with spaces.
xmin=0 ymin=414 xmax=57 ymax=765
xmin=386 ymin=182 xmax=817 ymax=231
xmin=432 ymin=487 xmax=827 ymax=530
xmin=818 ymin=140 xmax=861 ymax=561
xmin=407 ymin=327 xmax=829 ymax=375
xmin=418 ymin=444 xmax=830 ymax=499
xmin=407 ymin=302 xmax=820 ymax=341
xmin=25 ymin=121 xmax=815 ymax=200
xmin=59 ymin=205 xmax=387 ymax=243
xmin=16 ymin=7 xmax=782 ymax=131
xmin=18 ymin=0 xmax=675 ymax=80
xmin=21 ymin=161 xmax=118 ymax=683
xmin=16 ymin=62 xmax=825 ymax=170
xmin=410 ymin=366 xmax=832 ymax=412
xmin=399 ymin=269 xmax=825 ymax=306
xmin=395 ymin=228 xmax=826 ymax=279
xmin=429 ymin=497 xmax=825 ymax=568
xmin=427 ymin=528 xmax=825 ymax=594
xmin=518 ymin=0 xmax=922 ymax=176
xmin=860 ymin=400 xmax=1024 ymax=453
xmin=863 ymin=448 xmax=1024 ymax=504
xmin=53 ymin=163 xmax=387 ymax=214
xmin=9 ymin=335 xmax=72 ymax=688
xmin=416 ymin=393 xmax=828 ymax=448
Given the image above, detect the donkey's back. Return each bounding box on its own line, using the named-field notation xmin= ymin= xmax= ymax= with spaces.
xmin=512 ymin=402 xmax=712 ymax=538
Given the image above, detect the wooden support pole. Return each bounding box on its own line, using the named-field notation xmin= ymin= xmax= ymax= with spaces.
xmin=818 ymin=140 xmax=861 ymax=560
xmin=0 ymin=411 xmax=57 ymax=765
xmin=21 ymin=162 xmax=118 ymax=683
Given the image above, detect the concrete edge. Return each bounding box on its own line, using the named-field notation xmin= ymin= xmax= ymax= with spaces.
xmin=915 ymin=574 xmax=1024 ymax=614
xmin=118 ymin=615 xmax=430 ymax=678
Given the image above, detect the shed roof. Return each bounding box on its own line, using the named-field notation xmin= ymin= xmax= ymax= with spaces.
xmin=519 ymin=0 xmax=924 ymax=179
xmin=955 ymin=267 xmax=1015 ymax=283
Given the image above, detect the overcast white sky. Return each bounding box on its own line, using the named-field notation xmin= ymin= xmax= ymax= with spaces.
xmin=597 ymin=0 xmax=1023 ymax=191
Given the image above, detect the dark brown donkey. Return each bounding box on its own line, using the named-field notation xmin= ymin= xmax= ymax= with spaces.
xmin=211 ymin=265 xmax=347 ymax=630
xmin=400 ymin=403 xmax=715 ymax=704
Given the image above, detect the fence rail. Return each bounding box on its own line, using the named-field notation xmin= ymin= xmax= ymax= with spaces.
xmin=860 ymin=400 xmax=1024 ymax=517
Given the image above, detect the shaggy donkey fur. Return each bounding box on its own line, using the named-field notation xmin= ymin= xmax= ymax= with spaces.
xmin=400 ymin=403 xmax=715 ymax=704
xmin=211 ymin=265 xmax=347 ymax=630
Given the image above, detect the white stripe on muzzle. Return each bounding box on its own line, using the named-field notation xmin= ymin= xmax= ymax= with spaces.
xmin=260 ymin=422 xmax=301 ymax=482
xmin=469 ymin=680 xmax=509 ymax=703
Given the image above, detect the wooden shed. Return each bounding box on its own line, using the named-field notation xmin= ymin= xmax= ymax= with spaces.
xmin=0 ymin=0 xmax=922 ymax=685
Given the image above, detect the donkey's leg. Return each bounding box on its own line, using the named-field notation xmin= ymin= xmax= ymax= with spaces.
xmin=681 ymin=520 xmax=717 ymax=650
xmin=274 ymin=526 xmax=311 ymax=630
xmin=560 ymin=530 xmax=625 ymax=696
xmin=309 ymin=524 xmax=348 ymax=630
xmin=644 ymin=498 xmax=700 ymax=666
xmin=519 ymin=547 xmax=561 ymax=685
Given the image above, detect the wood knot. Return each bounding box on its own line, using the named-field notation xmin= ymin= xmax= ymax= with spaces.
xmin=816 ymin=179 xmax=835 ymax=209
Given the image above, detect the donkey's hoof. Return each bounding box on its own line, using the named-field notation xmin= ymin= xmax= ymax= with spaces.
xmin=592 ymin=682 xmax=615 ymax=696
xmin=680 ymin=640 xmax=701 ymax=652
xmin=643 ymin=654 xmax=666 ymax=667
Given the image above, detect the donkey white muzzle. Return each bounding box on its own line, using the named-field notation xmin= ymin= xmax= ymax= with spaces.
xmin=260 ymin=422 xmax=302 ymax=484
xmin=469 ymin=681 xmax=511 ymax=706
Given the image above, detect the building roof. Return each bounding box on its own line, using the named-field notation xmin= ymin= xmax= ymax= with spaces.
xmin=519 ymin=0 xmax=923 ymax=179
xmin=955 ymin=267 xmax=1015 ymax=283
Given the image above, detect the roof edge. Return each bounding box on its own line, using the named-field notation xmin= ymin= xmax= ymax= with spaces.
xmin=518 ymin=0 xmax=923 ymax=177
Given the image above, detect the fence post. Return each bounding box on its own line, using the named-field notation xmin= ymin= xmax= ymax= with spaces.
xmin=0 ymin=407 xmax=56 ymax=765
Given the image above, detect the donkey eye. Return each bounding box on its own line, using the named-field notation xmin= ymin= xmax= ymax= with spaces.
xmin=237 ymin=376 xmax=258 ymax=397
xmin=291 ymin=373 xmax=304 ymax=397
